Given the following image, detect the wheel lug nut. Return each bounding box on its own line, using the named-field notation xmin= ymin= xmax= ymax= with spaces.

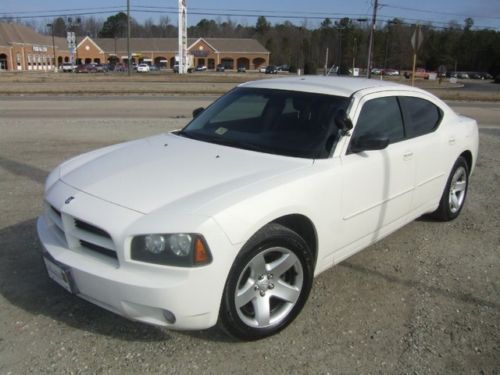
xmin=254 ymin=285 xmax=259 ymax=291
xmin=267 ymin=274 xmax=273 ymax=279
xmin=269 ymin=283 xmax=274 ymax=289
xmin=260 ymin=291 xmax=265 ymax=297
xmin=258 ymin=275 xmax=264 ymax=280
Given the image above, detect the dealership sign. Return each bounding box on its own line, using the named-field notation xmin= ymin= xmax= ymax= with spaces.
xmin=192 ymin=50 xmax=209 ymax=57
xmin=33 ymin=45 xmax=48 ymax=52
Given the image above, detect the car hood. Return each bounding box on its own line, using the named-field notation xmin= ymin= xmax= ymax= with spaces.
xmin=61 ymin=133 xmax=311 ymax=214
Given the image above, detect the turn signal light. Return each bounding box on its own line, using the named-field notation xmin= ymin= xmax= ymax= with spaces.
xmin=194 ymin=238 xmax=210 ymax=264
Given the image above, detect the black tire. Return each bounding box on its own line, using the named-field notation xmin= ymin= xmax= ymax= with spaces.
xmin=431 ymin=156 xmax=469 ymax=221
xmin=219 ymin=223 xmax=314 ymax=340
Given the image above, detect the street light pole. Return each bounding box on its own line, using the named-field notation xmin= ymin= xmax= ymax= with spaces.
xmin=46 ymin=23 xmax=57 ymax=72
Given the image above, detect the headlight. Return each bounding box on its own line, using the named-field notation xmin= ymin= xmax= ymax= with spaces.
xmin=131 ymin=233 xmax=212 ymax=267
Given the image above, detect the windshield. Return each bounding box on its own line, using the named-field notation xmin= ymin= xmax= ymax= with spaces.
xmin=179 ymin=87 xmax=349 ymax=159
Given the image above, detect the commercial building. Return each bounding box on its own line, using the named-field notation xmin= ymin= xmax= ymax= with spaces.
xmin=0 ymin=22 xmax=270 ymax=71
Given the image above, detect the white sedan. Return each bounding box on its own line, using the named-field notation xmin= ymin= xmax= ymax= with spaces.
xmin=136 ymin=63 xmax=150 ymax=72
xmin=37 ymin=77 xmax=478 ymax=340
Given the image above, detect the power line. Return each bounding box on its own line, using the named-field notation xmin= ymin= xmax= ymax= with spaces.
xmin=380 ymin=2 xmax=500 ymax=21
xmin=1 ymin=6 xmax=499 ymax=31
xmin=0 ymin=6 xmax=125 ymax=16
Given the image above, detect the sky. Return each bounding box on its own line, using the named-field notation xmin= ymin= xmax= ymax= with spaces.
xmin=2 ymin=0 xmax=500 ymax=30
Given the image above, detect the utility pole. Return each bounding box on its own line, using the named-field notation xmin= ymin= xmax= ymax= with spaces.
xmin=410 ymin=24 xmax=423 ymax=86
xmin=46 ymin=23 xmax=57 ymax=72
xmin=127 ymin=0 xmax=131 ymax=76
xmin=367 ymin=0 xmax=378 ymax=78
xmin=352 ymin=37 xmax=357 ymax=75
xmin=324 ymin=47 xmax=329 ymax=76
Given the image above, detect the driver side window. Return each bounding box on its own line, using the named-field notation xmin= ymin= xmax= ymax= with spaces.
xmin=351 ymin=96 xmax=405 ymax=145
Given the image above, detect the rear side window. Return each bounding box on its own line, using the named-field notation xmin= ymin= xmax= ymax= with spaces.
xmin=400 ymin=97 xmax=442 ymax=138
xmin=352 ymin=96 xmax=405 ymax=143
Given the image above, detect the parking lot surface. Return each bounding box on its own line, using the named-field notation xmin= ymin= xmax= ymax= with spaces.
xmin=0 ymin=97 xmax=498 ymax=374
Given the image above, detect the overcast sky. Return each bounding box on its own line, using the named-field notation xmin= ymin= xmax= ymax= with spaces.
xmin=2 ymin=0 xmax=500 ymax=30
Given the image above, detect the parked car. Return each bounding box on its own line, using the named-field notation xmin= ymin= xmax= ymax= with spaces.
xmin=237 ymin=66 xmax=246 ymax=73
xmin=195 ymin=65 xmax=207 ymax=71
xmin=258 ymin=66 xmax=267 ymax=73
xmin=137 ymin=63 xmax=150 ymax=73
xmin=479 ymin=72 xmax=493 ymax=80
xmin=75 ymin=64 xmax=96 ymax=73
xmin=384 ymin=68 xmax=400 ymax=76
xmin=277 ymin=65 xmax=290 ymax=72
xmin=216 ymin=64 xmax=225 ymax=72
xmin=93 ymin=64 xmax=108 ymax=73
xmin=265 ymin=65 xmax=278 ymax=74
xmin=149 ymin=64 xmax=159 ymax=72
xmin=37 ymin=77 xmax=478 ymax=340
xmin=371 ymin=68 xmax=383 ymax=75
xmin=60 ymin=62 xmax=76 ymax=72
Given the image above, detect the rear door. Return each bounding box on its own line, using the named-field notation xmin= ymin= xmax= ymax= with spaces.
xmin=399 ymin=95 xmax=447 ymax=210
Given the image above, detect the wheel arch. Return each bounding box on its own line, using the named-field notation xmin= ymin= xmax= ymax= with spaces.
xmin=271 ymin=214 xmax=318 ymax=268
xmin=459 ymin=150 xmax=473 ymax=175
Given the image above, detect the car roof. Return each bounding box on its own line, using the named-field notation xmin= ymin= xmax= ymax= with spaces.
xmin=239 ymin=76 xmax=423 ymax=97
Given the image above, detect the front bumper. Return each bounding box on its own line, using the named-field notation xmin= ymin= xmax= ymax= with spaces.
xmin=37 ymin=183 xmax=236 ymax=330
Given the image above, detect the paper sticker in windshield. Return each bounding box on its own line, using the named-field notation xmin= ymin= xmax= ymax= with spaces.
xmin=215 ymin=127 xmax=228 ymax=135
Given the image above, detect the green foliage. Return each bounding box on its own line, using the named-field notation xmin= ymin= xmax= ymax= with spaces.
xmin=256 ymin=16 xmax=271 ymax=34
xmin=98 ymin=12 xmax=129 ymax=38
xmin=51 ymin=17 xmax=66 ymax=37
xmin=87 ymin=13 xmax=500 ymax=75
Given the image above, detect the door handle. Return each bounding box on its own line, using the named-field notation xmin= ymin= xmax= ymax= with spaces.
xmin=449 ymin=137 xmax=456 ymax=145
xmin=403 ymin=151 xmax=413 ymax=161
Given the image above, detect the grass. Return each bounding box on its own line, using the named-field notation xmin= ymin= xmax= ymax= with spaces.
xmin=0 ymin=71 xmax=499 ymax=101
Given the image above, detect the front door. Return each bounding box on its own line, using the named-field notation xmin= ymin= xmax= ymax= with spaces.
xmin=338 ymin=94 xmax=415 ymax=252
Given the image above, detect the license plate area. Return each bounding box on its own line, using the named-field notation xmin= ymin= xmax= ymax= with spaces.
xmin=43 ymin=256 xmax=77 ymax=294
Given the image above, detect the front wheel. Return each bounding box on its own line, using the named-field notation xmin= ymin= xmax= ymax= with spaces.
xmin=431 ymin=156 xmax=469 ymax=221
xmin=220 ymin=223 xmax=313 ymax=340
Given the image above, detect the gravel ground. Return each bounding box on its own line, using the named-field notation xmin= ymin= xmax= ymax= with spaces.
xmin=0 ymin=97 xmax=499 ymax=374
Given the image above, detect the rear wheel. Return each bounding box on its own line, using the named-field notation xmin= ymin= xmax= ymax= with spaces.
xmin=220 ymin=223 xmax=313 ymax=340
xmin=431 ymin=156 xmax=469 ymax=221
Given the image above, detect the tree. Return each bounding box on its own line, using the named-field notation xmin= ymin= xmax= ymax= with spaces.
xmin=320 ymin=18 xmax=332 ymax=29
xmin=256 ymin=16 xmax=270 ymax=34
xmin=52 ymin=17 xmax=66 ymax=37
xmin=98 ymin=12 xmax=129 ymax=38
xmin=464 ymin=17 xmax=474 ymax=31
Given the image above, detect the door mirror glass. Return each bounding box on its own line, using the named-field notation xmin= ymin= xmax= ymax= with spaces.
xmin=350 ymin=134 xmax=389 ymax=153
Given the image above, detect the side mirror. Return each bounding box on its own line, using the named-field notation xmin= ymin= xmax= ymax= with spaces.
xmin=350 ymin=134 xmax=389 ymax=153
xmin=334 ymin=109 xmax=353 ymax=135
xmin=192 ymin=107 xmax=204 ymax=118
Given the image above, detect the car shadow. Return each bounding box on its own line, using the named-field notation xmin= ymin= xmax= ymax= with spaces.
xmin=0 ymin=218 xmax=172 ymax=342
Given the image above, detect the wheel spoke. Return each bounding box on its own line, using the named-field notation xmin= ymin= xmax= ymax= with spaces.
xmin=451 ymin=194 xmax=459 ymax=210
xmin=248 ymin=253 xmax=267 ymax=276
xmin=268 ymin=253 xmax=297 ymax=278
xmin=252 ymin=296 xmax=271 ymax=326
xmin=271 ymin=280 xmax=301 ymax=303
xmin=454 ymin=180 xmax=466 ymax=192
xmin=235 ymin=281 xmax=256 ymax=308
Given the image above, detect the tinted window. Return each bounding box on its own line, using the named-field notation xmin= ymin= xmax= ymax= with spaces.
xmin=352 ymin=96 xmax=404 ymax=144
xmin=400 ymin=96 xmax=442 ymax=138
xmin=180 ymin=88 xmax=349 ymax=159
